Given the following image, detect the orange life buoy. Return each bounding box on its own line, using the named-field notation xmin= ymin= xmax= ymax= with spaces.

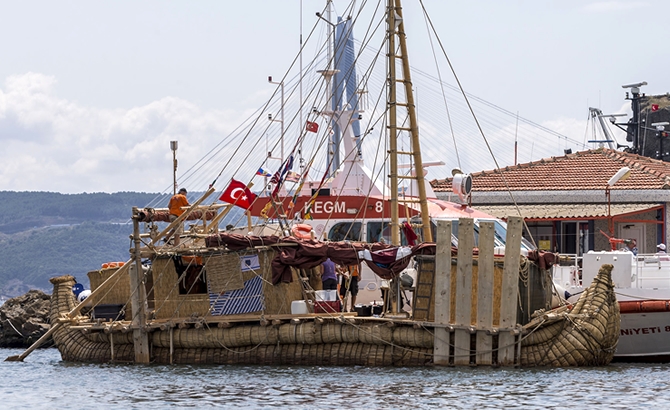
xmin=291 ymin=224 xmax=313 ymax=240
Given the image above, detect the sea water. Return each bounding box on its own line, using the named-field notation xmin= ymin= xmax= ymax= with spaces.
xmin=1 ymin=347 xmax=670 ymax=409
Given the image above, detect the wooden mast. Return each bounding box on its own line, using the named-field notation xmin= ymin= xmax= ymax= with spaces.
xmin=388 ymin=0 xmax=400 ymax=246
xmin=388 ymin=0 xmax=433 ymax=243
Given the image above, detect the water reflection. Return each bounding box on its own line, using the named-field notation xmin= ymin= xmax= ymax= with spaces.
xmin=2 ymin=349 xmax=670 ymax=408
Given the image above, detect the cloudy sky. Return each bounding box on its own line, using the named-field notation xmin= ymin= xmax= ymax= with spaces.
xmin=1 ymin=0 xmax=668 ymax=194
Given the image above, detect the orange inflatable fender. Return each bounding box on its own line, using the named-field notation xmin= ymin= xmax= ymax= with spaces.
xmin=101 ymin=261 xmax=125 ymax=269
xmin=292 ymin=224 xmax=313 ymax=240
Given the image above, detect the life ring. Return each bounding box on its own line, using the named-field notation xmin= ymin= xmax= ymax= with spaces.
xmin=291 ymin=224 xmax=313 ymax=240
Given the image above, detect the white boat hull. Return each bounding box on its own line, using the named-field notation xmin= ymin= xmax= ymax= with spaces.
xmin=554 ymin=250 xmax=670 ymax=362
xmin=617 ymin=311 xmax=670 ymax=361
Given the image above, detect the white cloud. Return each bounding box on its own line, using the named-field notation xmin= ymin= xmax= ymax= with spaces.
xmin=0 ymin=71 xmax=626 ymax=195
xmin=582 ymin=1 xmax=649 ymax=13
xmin=0 ymin=72 xmax=253 ymax=194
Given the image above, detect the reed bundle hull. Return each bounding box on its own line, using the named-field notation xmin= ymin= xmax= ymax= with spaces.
xmin=49 ymin=260 xmax=619 ymax=367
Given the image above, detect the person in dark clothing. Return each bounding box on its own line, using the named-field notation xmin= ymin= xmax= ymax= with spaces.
xmin=321 ymin=258 xmax=338 ymax=290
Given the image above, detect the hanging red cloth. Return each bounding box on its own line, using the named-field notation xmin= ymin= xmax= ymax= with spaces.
xmin=402 ymin=221 xmax=418 ymax=246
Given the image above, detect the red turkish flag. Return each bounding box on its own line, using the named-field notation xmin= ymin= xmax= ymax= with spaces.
xmin=306 ymin=121 xmax=319 ymax=133
xmin=219 ymin=179 xmax=257 ymax=209
xmin=652 ymin=104 xmax=659 ymax=112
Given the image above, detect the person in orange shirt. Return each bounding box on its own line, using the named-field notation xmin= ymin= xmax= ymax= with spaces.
xmin=167 ymin=188 xmax=190 ymax=245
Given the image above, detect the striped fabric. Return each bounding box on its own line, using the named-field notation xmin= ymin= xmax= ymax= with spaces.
xmin=209 ymin=275 xmax=264 ymax=316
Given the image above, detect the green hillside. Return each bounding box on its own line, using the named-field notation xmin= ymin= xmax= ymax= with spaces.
xmin=0 ymin=222 xmax=132 ymax=291
xmin=0 ymin=191 xmax=246 ymax=297
xmin=0 ymin=191 xmax=170 ymax=233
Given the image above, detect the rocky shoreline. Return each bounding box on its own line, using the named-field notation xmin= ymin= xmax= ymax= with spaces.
xmin=0 ymin=290 xmax=51 ymax=348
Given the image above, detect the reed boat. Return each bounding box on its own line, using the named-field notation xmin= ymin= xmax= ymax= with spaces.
xmin=42 ymin=216 xmax=619 ymax=367
xmin=11 ymin=0 xmax=620 ymax=366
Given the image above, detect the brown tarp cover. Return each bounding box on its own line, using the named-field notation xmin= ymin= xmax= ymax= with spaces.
xmin=205 ymin=233 xmax=436 ymax=284
xmin=204 ymin=233 xmax=555 ymax=285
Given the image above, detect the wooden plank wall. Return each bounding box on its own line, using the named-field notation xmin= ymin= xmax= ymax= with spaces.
xmin=453 ymin=219 xmax=474 ymax=365
xmin=433 ymin=220 xmax=451 ymax=365
xmin=475 ymin=221 xmax=495 ymax=365
xmin=499 ymin=216 xmax=522 ymax=365
xmin=432 ymin=216 xmax=522 ymax=366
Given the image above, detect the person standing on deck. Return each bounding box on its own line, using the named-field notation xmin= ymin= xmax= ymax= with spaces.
xmin=321 ymin=258 xmax=338 ymax=291
xmin=339 ymin=263 xmax=360 ymax=312
xmin=168 ymin=188 xmax=190 ymax=245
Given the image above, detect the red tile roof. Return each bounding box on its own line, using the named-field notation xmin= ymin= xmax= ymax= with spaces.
xmin=431 ymin=148 xmax=670 ymax=192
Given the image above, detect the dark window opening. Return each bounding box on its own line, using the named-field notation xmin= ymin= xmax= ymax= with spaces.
xmin=172 ymin=256 xmax=207 ymax=294
xmin=366 ymin=221 xmax=408 ymax=245
xmin=312 ymin=188 xmax=330 ymax=196
xmin=329 ymin=222 xmax=362 ymax=242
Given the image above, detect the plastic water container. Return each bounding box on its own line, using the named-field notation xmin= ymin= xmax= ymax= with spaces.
xmin=315 ymin=290 xmax=338 ymax=301
xmin=325 ymin=289 xmax=338 ymax=301
xmin=291 ymin=300 xmax=308 ymax=315
xmin=77 ymin=289 xmax=91 ymax=303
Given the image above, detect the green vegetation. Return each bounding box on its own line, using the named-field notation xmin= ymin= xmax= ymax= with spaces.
xmin=0 ymin=191 xmax=171 ymax=233
xmin=0 ymin=191 xmax=248 ymax=297
xmin=0 ymin=222 xmax=131 ymax=290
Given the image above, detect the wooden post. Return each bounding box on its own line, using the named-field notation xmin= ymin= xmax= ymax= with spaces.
xmin=499 ymin=216 xmax=522 ymax=365
xmin=246 ymin=210 xmax=253 ymax=233
xmin=131 ymin=207 xmax=151 ymax=363
xmin=454 ymin=218 xmax=474 ymax=365
xmin=433 ymin=220 xmax=452 ymax=365
xmin=476 ymin=221 xmax=495 ymax=365
xmin=205 ymin=204 xmax=233 ymax=233
xmin=4 ymin=322 xmax=62 ymax=361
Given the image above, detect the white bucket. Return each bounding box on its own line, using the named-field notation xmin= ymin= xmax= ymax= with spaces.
xmin=291 ymin=300 xmax=308 ymax=315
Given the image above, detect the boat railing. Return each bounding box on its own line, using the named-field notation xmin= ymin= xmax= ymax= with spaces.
xmin=632 ymin=253 xmax=670 ymax=289
xmin=553 ymin=253 xmax=582 ymax=288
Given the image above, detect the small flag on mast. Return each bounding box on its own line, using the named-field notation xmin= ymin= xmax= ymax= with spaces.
xmin=652 ymin=104 xmax=660 ymax=112
xmin=306 ymin=121 xmax=319 ymax=133
xmin=286 ymin=171 xmax=301 ymax=183
xmin=256 ymin=167 xmax=272 ymax=177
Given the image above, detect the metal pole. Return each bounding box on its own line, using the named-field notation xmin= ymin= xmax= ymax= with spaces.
xmin=170 ymin=141 xmax=178 ymax=194
xmin=268 ymin=77 xmax=285 ymax=163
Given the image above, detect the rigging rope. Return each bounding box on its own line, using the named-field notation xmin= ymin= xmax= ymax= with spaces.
xmin=419 ymin=0 xmax=537 ymax=249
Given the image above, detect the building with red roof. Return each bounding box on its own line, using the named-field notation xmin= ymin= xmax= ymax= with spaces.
xmin=431 ymin=148 xmax=670 ymax=254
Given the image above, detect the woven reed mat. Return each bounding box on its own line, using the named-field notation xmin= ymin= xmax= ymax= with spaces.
xmin=206 ymin=254 xmax=244 ymax=293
